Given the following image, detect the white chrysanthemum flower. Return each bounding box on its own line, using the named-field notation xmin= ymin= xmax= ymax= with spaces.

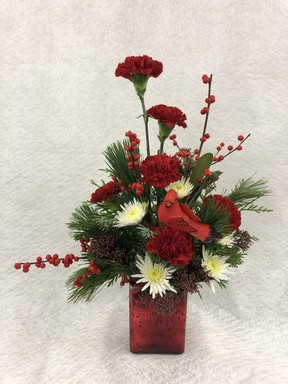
xmin=132 ymin=254 xmax=177 ymax=299
xmin=218 ymin=234 xmax=234 ymax=247
xmin=114 ymin=199 xmax=147 ymax=227
xmin=165 ymin=177 xmax=193 ymax=199
xmin=202 ymin=246 xmax=234 ymax=293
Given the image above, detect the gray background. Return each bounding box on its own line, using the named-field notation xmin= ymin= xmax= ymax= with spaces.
xmin=1 ymin=1 xmax=287 ymax=383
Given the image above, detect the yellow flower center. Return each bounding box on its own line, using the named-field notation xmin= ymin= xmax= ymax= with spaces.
xmin=207 ymin=259 xmax=221 ymax=274
xmin=127 ymin=208 xmax=138 ymax=217
xmin=147 ymin=266 xmax=164 ymax=282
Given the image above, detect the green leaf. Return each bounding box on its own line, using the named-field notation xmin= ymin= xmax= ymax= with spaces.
xmin=190 ymin=153 xmax=213 ymax=186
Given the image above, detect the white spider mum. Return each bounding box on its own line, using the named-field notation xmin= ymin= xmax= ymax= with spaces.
xmin=114 ymin=199 xmax=147 ymax=227
xmin=132 ymin=254 xmax=177 ymax=299
xmin=202 ymin=246 xmax=234 ymax=293
xmin=165 ymin=177 xmax=193 ymax=199
xmin=218 ymin=234 xmax=234 ymax=247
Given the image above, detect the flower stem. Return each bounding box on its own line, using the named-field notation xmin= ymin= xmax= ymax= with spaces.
xmin=159 ymin=141 xmax=164 ymax=154
xmin=138 ymin=95 xmax=150 ymax=157
xmin=199 ymin=74 xmax=213 ymax=156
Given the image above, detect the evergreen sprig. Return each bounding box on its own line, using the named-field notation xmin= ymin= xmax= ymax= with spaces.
xmin=102 ymin=140 xmax=141 ymax=185
xmin=227 ymin=176 xmax=272 ymax=213
xmin=68 ymin=203 xmax=115 ymax=240
xmin=196 ymin=198 xmax=230 ymax=233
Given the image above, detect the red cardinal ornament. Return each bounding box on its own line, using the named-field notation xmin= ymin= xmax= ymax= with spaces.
xmin=158 ymin=189 xmax=220 ymax=243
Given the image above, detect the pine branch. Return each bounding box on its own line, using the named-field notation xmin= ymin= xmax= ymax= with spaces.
xmin=227 ymin=176 xmax=272 ymax=212
xmin=196 ymin=198 xmax=230 ymax=233
xmin=216 ymin=245 xmax=245 ymax=267
xmin=67 ymin=203 xmax=115 ymax=240
xmin=66 ymin=264 xmax=127 ymax=303
xmin=103 ymin=140 xmax=141 ymax=185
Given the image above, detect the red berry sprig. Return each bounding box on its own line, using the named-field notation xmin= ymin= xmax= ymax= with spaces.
xmin=112 ymin=176 xmax=126 ymax=192
xmin=129 ymin=182 xmax=145 ymax=195
xmin=14 ymin=253 xmax=81 ymax=273
xmin=212 ymin=134 xmax=251 ymax=164
xmin=169 ymin=134 xmax=181 ymax=149
xmin=198 ymin=74 xmax=214 ymax=155
xmin=73 ymin=259 xmax=101 ymax=288
xmin=120 ymin=274 xmax=130 ymax=286
xmin=125 ymin=130 xmax=140 ymax=170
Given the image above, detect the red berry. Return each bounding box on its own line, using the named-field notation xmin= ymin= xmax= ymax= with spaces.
xmin=14 ymin=263 xmax=21 ymax=270
xmin=216 ymin=146 xmax=221 ymax=151
xmin=169 ymin=134 xmax=176 ymax=140
xmin=205 ymin=133 xmax=210 ymax=139
xmin=197 ymin=177 xmax=203 ymax=183
xmin=237 ymin=145 xmax=243 ymax=150
xmin=219 ymin=155 xmax=224 ymax=161
xmin=194 ymin=149 xmax=199 ymax=154
xmin=200 ymin=107 xmax=209 ymax=115
xmin=53 ymin=254 xmax=59 ymax=260
xmin=24 ymin=262 xmax=30 ymax=269
xmin=202 ymin=74 xmax=210 ymax=84
xmin=227 ymin=145 xmax=233 ymax=151
xmin=220 ymin=142 xmax=225 ymax=147
xmin=172 ymin=141 xmax=178 ymax=146
xmin=200 ymin=136 xmax=206 ymax=142
xmin=238 ymin=135 xmax=244 ymax=141
xmin=40 ymin=263 xmax=46 ymax=269
xmin=74 ymin=257 xmax=79 ymax=262
xmin=205 ymin=95 xmax=215 ymax=104
xmin=204 ymin=168 xmax=211 ymax=176
xmin=54 ymin=259 xmax=60 ymax=266
xmin=46 ymin=255 xmax=52 ymax=261
xmin=195 ymin=155 xmax=200 ymax=161
xmin=36 ymin=256 xmax=42 ymax=262
xmin=23 ymin=268 xmax=29 ymax=273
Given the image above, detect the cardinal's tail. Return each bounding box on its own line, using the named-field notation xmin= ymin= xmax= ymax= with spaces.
xmin=197 ymin=224 xmax=222 ymax=243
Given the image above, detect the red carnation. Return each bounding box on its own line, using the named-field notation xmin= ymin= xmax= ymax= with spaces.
xmin=115 ymin=55 xmax=163 ymax=81
xmin=203 ymin=194 xmax=241 ymax=232
xmin=90 ymin=181 xmax=120 ymax=203
xmin=139 ymin=153 xmax=181 ymax=188
xmin=147 ymin=105 xmax=187 ymax=129
xmin=146 ymin=226 xmax=195 ymax=266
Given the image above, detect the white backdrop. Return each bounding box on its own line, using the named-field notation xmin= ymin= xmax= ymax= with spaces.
xmin=1 ymin=1 xmax=288 ymax=383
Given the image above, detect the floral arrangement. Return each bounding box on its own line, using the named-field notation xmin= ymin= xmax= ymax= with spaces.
xmin=14 ymin=55 xmax=271 ymax=306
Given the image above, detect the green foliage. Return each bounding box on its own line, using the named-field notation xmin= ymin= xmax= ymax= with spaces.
xmin=190 ymin=153 xmax=213 ymax=186
xmin=215 ymin=245 xmax=244 ymax=267
xmin=187 ymin=171 xmax=221 ymax=208
xmin=102 ymin=140 xmax=141 ymax=185
xmin=66 ymin=266 xmax=121 ymax=303
xmin=196 ymin=198 xmax=230 ymax=233
xmin=227 ymin=176 xmax=272 ymax=213
xmin=68 ymin=203 xmax=115 ymax=240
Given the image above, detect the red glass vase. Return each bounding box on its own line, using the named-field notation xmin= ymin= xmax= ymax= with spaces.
xmin=129 ymin=284 xmax=188 ymax=354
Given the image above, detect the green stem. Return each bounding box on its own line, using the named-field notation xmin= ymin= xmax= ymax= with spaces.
xmin=138 ymin=95 xmax=150 ymax=157
xmin=199 ymin=74 xmax=213 ymax=156
xmin=159 ymin=141 xmax=164 ymax=154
